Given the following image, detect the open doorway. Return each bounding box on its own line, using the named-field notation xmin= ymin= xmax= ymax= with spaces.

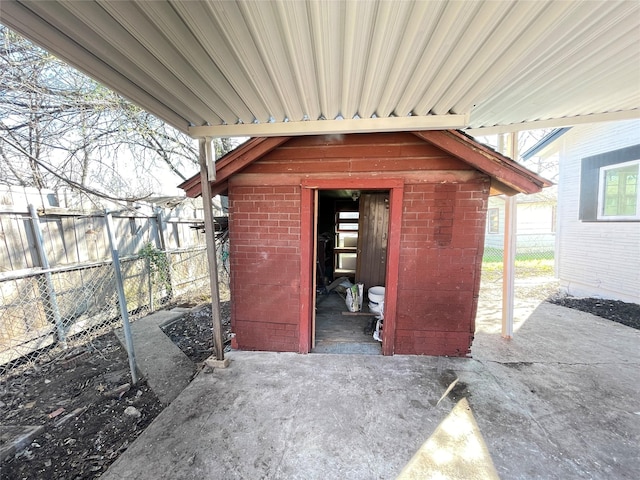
xmin=312 ymin=189 xmax=389 ymax=354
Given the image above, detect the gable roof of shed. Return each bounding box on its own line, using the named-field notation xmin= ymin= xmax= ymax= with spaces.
xmin=178 ymin=130 xmax=551 ymax=198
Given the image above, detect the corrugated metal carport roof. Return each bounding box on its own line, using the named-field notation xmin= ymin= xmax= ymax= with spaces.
xmin=2 ymin=0 xmax=639 ymax=138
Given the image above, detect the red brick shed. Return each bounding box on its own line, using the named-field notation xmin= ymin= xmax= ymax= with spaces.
xmin=180 ymin=130 xmax=549 ymax=357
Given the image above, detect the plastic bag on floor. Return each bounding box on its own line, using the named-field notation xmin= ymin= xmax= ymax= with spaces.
xmin=345 ymin=283 xmax=364 ymax=312
xmin=333 ymin=278 xmax=353 ymax=296
xmin=373 ymin=318 xmax=383 ymax=342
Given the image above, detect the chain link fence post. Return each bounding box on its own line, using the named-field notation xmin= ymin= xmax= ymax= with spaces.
xmin=28 ymin=204 xmax=66 ymax=347
xmin=104 ymin=210 xmax=138 ymax=385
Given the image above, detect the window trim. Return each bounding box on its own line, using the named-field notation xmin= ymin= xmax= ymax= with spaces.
xmin=579 ymin=144 xmax=640 ymax=222
xmin=596 ymin=159 xmax=640 ymax=221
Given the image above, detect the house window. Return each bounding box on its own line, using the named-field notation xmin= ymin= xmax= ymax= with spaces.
xmin=487 ymin=208 xmax=499 ymax=234
xmin=597 ymin=160 xmax=639 ymax=219
xmin=579 ymin=144 xmax=640 ymax=222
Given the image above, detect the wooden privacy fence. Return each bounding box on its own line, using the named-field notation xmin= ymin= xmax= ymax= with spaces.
xmin=0 ymin=199 xmax=211 ymax=372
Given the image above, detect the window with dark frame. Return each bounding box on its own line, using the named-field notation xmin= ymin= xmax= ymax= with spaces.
xmin=579 ymin=144 xmax=640 ymax=222
xmin=598 ymin=160 xmax=639 ymax=219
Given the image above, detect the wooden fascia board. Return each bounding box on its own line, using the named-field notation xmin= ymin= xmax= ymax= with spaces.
xmin=412 ymin=130 xmax=551 ymax=194
xmin=489 ymin=179 xmax=520 ymax=197
xmin=177 ymin=173 xmax=197 ymax=193
xmin=215 ymin=136 xmax=291 ymax=186
xmin=179 ymin=136 xmax=292 ymax=197
xmin=211 ymin=181 xmax=229 ymax=197
xmin=177 ymin=139 xmax=267 ymax=196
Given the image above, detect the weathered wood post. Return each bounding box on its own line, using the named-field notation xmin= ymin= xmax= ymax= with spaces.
xmin=199 ymin=137 xmax=228 ymax=366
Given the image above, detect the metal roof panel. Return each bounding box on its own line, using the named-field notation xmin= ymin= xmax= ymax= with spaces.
xmin=2 ymin=0 xmax=639 ymax=137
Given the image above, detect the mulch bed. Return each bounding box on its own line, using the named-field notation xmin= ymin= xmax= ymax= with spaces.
xmin=549 ymin=296 xmax=640 ymax=330
xmin=161 ymin=301 xmax=232 ymax=363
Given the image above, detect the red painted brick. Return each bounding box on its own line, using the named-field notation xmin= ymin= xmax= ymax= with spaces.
xmin=274 ymin=186 xmax=298 ymax=194
xmin=434 ymin=183 xmax=457 ymax=192
xmin=228 ymin=152 xmax=492 ymax=357
xmin=234 ymin=186 xmax=255 ymax=195
xmin=455 ymin=198 xmax=484 ymax=208
xmin=394 ymin=179 xmax=486 ymax=355
xmin=394 ymin=330 xmax=472 ymax=356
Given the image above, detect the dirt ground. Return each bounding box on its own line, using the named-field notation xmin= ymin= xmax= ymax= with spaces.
xmin=161 ymin=301 xmax=232 ymax=363
xmin=0 ymin=301 xmax=231 ymax=480
xmin=0 ymin=335 xmax=164 ymax=480
xmin=1 ymin=294 xmax=638 ymax=479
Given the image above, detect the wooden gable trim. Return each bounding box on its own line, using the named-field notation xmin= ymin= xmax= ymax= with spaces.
xmin=179 ymin=136 xmax=292 ymax=197
xmin=489 ymin=179 xmax=520 ymax=197
xmin=180 ymin=130 xmax=551 ymax=198
xmin=211 ymin=181 xmax=230 ymax=197
xmin=412 ymin=130 xmax=552 ymax=195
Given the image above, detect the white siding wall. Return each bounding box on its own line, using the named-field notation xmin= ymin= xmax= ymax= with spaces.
xmin=557 ymin=119 xmax=640 ymax=303
xmin=484 ymin=196 xmax=555 ymax=251
xmin=484 ymin=196 xmax=506 ymax=249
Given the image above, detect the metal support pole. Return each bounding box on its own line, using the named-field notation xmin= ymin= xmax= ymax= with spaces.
xmin=501 ymin=132 xmax=518 ymax=339
xmin=199 ymin=137 xmax=225 ymax=362
xmin=29 ymin=204 xmax=66 ymax=346
xmin=105 ymin=210 xmax=139 ymax=384
xmin=502 ymin=195 xmax=516 ymax=338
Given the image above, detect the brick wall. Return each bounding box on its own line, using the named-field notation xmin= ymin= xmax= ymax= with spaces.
xmin=395 ymin=178 xmax=490 ymax=356
xmin=228 ymin=178 xmax=490 ymax=355
xmin=229 ymin=185 xmax=301 ymax=351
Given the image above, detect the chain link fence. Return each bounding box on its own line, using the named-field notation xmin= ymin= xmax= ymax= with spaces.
xmin=478 ymin=197 xmax=559 ymax=331
xmin=0 ymin=246 xmax=211 ymax=375
xmin=0 ymin=184 xmax=232 ymax=377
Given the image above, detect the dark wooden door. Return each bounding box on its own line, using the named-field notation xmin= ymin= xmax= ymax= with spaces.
xmin=356 ymin=192 xmax=389 ymax=288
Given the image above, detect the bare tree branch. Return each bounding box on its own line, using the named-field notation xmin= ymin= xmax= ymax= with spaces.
xmin=1 ymin=135 xmax=151 ymax=203
xmin=0 ymin=26 xmax=244 ymax=201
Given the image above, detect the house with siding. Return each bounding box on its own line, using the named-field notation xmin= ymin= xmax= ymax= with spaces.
xmin=555 ymin=119 xmax=640 ymax=303
xmin=484 ymin=187 xmax=557 ymax=254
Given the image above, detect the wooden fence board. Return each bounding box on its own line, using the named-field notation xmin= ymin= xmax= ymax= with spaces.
xmin=1 ymin=214 xmax=34 ymax=271
xmin=0 ymin=206 xmax=205 ymax=274
xmin=92 ymin=216 xmax=110 ymax=261
xmin=61 ymin=217 xmax=80 ymax=265
xmin=41 ymin=218 xmax=64 ymax=267
xmin=0 ymin=216 xmax=13 ymax=273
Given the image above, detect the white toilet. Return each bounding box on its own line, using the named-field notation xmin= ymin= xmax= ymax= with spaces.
xmin=368 ymin=286 xmax=385 ymax=316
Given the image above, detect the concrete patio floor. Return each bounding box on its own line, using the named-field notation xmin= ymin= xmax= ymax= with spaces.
xmin=102 ymin=302 xmax=640 ymax=479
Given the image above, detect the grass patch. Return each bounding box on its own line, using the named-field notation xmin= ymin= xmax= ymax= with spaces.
xmin=482 ymin=258 xmax=555 ymax=278
xmin=483 ymin=248 xmax=554 ymax=263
